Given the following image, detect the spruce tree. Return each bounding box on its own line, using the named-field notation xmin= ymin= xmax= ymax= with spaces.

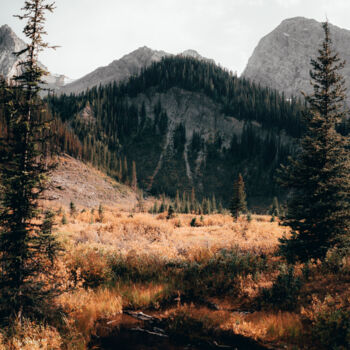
xmin=131 ymin=160 xmax=137 ymax=191
xmin=230 ymin=174 xmax=247 ymax=220
xmin=212 ymin=194 xmax=217 ymax=213
xmin=278 ymin=21 xmax=350 ymax=263
xmin=175 ymin=190 xmax=181 ymax=212
xmin=0 ymin=0 xmax=63 ymax=322
xmin=270 ymin=196 xmax=280 ymax=217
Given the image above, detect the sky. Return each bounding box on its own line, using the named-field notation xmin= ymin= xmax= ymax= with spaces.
xmin=1 ymin=0 xmax=350 ymax=80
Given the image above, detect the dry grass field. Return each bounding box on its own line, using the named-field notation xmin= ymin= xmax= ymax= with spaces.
xmin=1 ymin=204 xmax=350 ymax=349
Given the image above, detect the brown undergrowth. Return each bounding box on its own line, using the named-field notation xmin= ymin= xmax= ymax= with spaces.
xmin=1 ymin=207 xmax=350 ymax=349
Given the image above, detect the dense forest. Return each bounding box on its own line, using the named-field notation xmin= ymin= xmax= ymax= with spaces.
xmin=46 ymin=56 xmax=307 ymax=210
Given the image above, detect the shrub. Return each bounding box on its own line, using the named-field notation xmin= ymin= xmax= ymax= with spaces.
xmin=260 ymin=265 xmax=302 ymax=311
xmin=190 ymin=217 xmax=197 ymax=227
xmin=312 ymin=309 xmax=350 ymax=350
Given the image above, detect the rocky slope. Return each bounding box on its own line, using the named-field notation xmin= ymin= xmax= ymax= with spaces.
xmin=243 ymin=17 xmax=350 ymax=104
xmin=0 ymin=24 xmax=71 ymax=89
xmin=59 ymin=47 xmax=214 ymax=95
xmin=45 ymin=155 xmax=137 ymax=209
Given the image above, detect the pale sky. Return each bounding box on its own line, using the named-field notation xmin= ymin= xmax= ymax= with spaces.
xmin=1 ymin=0 xmax=350 ymax=79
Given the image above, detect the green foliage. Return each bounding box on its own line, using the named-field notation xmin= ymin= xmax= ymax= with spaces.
xmin=260 ymin=265 xmax=302 ymax=311
xmin=230 ymin=174 xmax=247 ymax=219
xmin=278 ymin=22 xmax=350 ymax=262
xmin=61 ymin=213 xmax=68 ymax=225
xmin=47 ymin=55 xmax=303 ymax=210
xmin=190 ymin=217 xmax=197 ymax=227
xmin=70 ymin=201 xmax=76 ymax=217
xmin=312 ymin=309 xmax=350 ymax=350
xmin=0 ymin=0 xmax=64 ymax=322
xmin=247 ymin=212 xmax=252 ymax=223
xmin=98 ymin=203 xmax=104 ymax=222
xmin=167 ymin=205 xmax=175 ymax=219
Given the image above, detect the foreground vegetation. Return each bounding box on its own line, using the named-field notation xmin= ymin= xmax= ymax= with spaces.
xmin=1 ymin=206 xmax=349 ymax=349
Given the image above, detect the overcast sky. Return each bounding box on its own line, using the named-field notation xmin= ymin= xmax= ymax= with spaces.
xmin=1 ymin=0 xmax=350 ymax=79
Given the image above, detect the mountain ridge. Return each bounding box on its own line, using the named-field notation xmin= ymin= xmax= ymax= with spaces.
xmin=243 ymin=16 xmax=350 ymax=105
xmin=58 ymin=46 xmax=216 ymax=95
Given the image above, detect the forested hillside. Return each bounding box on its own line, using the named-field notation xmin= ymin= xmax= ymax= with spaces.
xmin=47 ymin=56 xmax=304 ymax=209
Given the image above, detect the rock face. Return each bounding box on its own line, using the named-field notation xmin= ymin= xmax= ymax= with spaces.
xmin=243 ymin=17 xmax=350 ymax=104
xmin=60 ymin=47 xmax=214 ymax=95
xmin=0 ymin=24 xmax=71 ymax=88
xmin=0 ymin=24 xmax=26 ymax=79
xmin=59 ymin=46 xmax=169 ymax=95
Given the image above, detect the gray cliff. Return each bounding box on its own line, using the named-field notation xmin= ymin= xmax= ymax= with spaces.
xmin=243 ymin=17 xmax=350 ymax=105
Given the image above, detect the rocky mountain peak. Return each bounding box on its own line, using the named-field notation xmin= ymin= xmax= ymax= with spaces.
xmin=59 ymin=46 xmax=213 ymax=95
xmin=243 ymin=17 xmax=350 ymax=105
xmin=0 ymin=24 xmax=26 ymax=79
xmin=180 ymin=49 xmax=215 ymax=64
xmin=0 ymin=24 xmax=70 ymax=89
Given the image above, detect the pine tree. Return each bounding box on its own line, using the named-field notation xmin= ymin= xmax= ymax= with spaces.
xmin=230 ymin=174 xmax=247 ymax=220
xmin=270 ymin=196 xmax=280 ymax=217
xmin=98 ymin=203 xmax=104 ymax=222
xmin=278 ymin=21 xmax=350 ymax=263
xmin=131 ymin=160 xmax=137 ymax=191
xmin=0 ymin=0 xmax=63 ymax=322
xmin=167 ymin=205 xmax=175 ymax=219
xmin=175 ymin=190 xmax=181 ymax=212
xmin=211 ymin=194 xmax=217 ymax=213
xmin=190 ymin=187 xmax=196 ymax=213
xmin=70 ymin=201 xmax=77 ymax=217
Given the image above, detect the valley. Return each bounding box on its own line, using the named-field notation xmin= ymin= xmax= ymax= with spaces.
xmin=0 ymin=3 xmax=350 ymax=349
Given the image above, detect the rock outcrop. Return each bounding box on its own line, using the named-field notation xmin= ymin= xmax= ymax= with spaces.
xmin=0 ymin=24 xmax=71 ymax=89
xmin=243 ymin=17 xmax=350 ymax=105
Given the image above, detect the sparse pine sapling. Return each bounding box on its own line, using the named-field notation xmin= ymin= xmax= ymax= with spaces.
xmin=230 ymin=173 xmax=247 ymax=220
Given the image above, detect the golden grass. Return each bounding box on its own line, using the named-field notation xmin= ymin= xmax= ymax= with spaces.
xmin=223 ymin=311 xmax=303 ymax=344
xmin=0 ymin=207 xmax=295 ymax=349
xmin=0 ymin=319 xmax=62 ymax=350
xmin=57 ymin=209 xmax=287 ymax=260
xmin=57 ymin=287 xmax=122 ymax=339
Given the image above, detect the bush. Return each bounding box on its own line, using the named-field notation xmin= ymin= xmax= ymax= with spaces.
xmin=260 ymin=265 xmax=302 ymax=311
xmin=312 ymin=309 xmax=350 ymax=350
xmin=190 ymin=217 xmax=197 ymax=227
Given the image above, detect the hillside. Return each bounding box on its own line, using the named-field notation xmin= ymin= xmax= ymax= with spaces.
xmin=243 ymin=17 xmax=350 ymax=106
xmin=45 ymin=155 xmax=137 ymax=209
xmin=48 ymin=56 xmax=303 ymax=209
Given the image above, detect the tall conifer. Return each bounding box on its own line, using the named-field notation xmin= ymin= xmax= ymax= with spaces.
xmin=230 ymin=174 xmax=247 ymax=220
xmin=278 ymin=22 xmax=350 ymax=262
xmin=0 ymin=0 xmax=62 ymax=322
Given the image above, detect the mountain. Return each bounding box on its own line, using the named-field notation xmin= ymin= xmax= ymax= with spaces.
xmin=0 ymin=24 xmax=71 ymax=89
xmin=46 ymin=155 xmax=136 ymax=209
xmin=59 ymin=47 xmax=215 ymax=95
xmin=243 ymin=17 xmax=350 ymax=105
xmin=48 ymin=56 xmax=302 ymax=210
xmin=0 ymin=24 xmax=25 ymax=79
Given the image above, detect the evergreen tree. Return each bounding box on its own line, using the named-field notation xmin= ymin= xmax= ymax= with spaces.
xmin=190 ymin=187 xmax=196 ymax=213
xmin=175 ymin=190 xmax=181 ymax=212
xmin=167 ymin=205 xmax=175 ymax=219
xmin=0 ymin=0 xmax=63 ymax=322
xmin=212 ymin=194 xmax=217 ymax=213
xmin=98 ymin=203 xmax=104 ymax=222
xmin=270 ymin=196 xmax=280 ymax=217
xmin=152 ymin=201 xmax=158 ymax=214
xmin=278 ymin=22 xmax=350 ymax=263
xmin=230 ymin=174 xmax=247 ymax=220
xmin=70 ymin=201 xmax=77 ymax=217
xmin=131 ymin=160 xmax=137 ymax=191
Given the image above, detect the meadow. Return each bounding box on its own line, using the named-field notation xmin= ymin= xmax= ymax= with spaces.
xmin=1 ymin=205 xmax=350 ymax=349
